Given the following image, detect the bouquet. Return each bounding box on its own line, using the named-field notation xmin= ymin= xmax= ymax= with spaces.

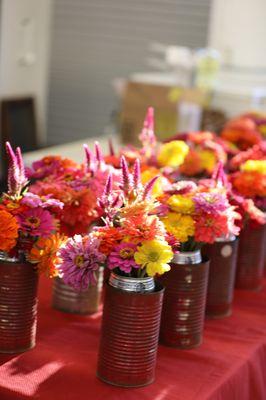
xmin=158 ymin=163 xmax=241 ymax=252
xmin=221 ymin=113 xmax=265 ymax=150
xmin=54 ymin=157 xmax=174 ymax=291
xmin=28 ymin=142 xmax=121 ymax=236
xmin=0 ymin=142 xmax=64 ymax=276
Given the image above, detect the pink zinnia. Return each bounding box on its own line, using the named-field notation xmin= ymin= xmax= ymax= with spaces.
xmin=17 ymin=207 xmax=56 ymax=237
xmin=107 ymin=242 xmax=139 ymax=273
xmin=21 ymin=192 xmax=63 ymax=209
xmin=58 ymin=234 xmax=106 ymax=291
xmin=193 ymin=192 xmax=229 ymax=215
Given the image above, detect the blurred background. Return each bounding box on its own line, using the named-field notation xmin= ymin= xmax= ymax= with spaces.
xmin=0 ymin=0 xmax=265 ymax=156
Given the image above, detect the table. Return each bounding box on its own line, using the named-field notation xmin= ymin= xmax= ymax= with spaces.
xmin=1 ymin=277 xmax=266 ymax=400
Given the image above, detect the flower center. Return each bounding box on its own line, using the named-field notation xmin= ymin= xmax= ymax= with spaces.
xmin=119 ymin=248 xmax=134 ymax=259
xmin=205 ymin=218 xmax=213 ymax=227
xmin=27 ymin=217 xmax=41 ymax=228
xmin=148 ymin=251 xmax=159 ymax=262
xmin=75 ymin=255 xmax=85 ymax=268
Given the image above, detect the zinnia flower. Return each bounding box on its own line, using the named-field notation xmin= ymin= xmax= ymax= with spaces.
xmin=107 ymin=242 xmax=138 ymax=273
xmin=94 ymin=226 xmax=125 ymax=255
xmin=123 ymin=214 xmax=166 ymax=243
xmin=28 ymin=233 xmax=66 ymax=277
xmin=0 ymin=209 xmax=19 ymax=252
xmin=193 ymin=192 xmax=229 ymax=214
xmin=167 ymin=194 xmax=195 ymax=214
xmin=157 ymin=141 xmax=189 ymax=168
xmin=240 ymin=160 xmax=266 ymax=174
xmin=161 ymin=212 xmax=195 ymax=243
xmin=134 ymin=240 xmax=173 ymax=276
xmin=194 ymin=213 xmax=229 ymax=243
xmin=17 ymin=207 xmax=56 ymax=237
xmin=21 ymin=192 xmax=63 ymax=209
xmin=198 ymin=149 xmax=217 ymax=173
xmin=58 ymin=234 xmax=106 ymax=291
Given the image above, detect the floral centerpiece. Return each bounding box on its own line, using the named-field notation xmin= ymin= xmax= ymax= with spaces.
xmin=51 ymin=156 xmax=173 ymax=387
xmin=28 ymin=143 xmax=121 ymax=236
xmin=157 ymin=167 xmax=241 ymax=347
xmin=0 ymin=142 xmax=64 ymax=354
xmin=221 ymin=113 xmax=265 ymax=150
xmin=226 ymin=146 xmax=266 ymax=290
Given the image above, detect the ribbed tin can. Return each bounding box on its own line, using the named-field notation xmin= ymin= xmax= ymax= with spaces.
xmin=235 ymin=223 xmax=266 ymax=291
xmin=159 ymin=252 xmax=209 ymax=349
xmin=52 ymin=268 xmax=103 ymax=314
xmin=97 ymin=274 xmax=164 ymax=387
xmin=203 ymin=236 xmax=238 ymax=318
xmin=0 ymin=258 xmax=38 ymax=354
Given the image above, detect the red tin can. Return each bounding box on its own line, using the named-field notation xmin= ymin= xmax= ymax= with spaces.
xmin=203 ymin=237 xmax=238 ymax=318
xmin=159 ymin=252 xmax=209 ymax=349
xmin=235 ymin=223 xmax=266 ymax=290
xmin=0 ymin=259 xmax=38 ymax=353
xmin=52 ymin=268 xmax=103 ymax=314
xmin=97 ymin=279 xmax=164 ymax=387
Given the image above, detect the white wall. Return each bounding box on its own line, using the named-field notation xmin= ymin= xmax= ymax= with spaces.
xmin=0 ymin=0 xmax=52 ymax=144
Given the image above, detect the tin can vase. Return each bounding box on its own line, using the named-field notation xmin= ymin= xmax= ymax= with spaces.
xmin=52 ymin=268 xmax=103 ymax=314
xmin=0 ymin=254 xmax=38 ymax=354
xmin=203 ymin=235 xmax=238 ymax=318
xmin=159 ymin=250 xmax=209 ymax=349
xmin=97 ymin=272 xmax=164 ymax=387
xmin=235 ymin=223 xmax=266 ymax=291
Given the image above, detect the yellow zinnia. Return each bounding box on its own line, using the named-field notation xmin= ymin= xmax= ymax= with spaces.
xmin=161 ymin=212 xmax=195 ymax=243
xmin=134 ymin=240 xmax=173 ymax=277
xmin=167 ymin=194 xmax=195 ymax=214
xmin=198 ymin=149 xmax=216 ymax=173
xmin=157 ymin=141 xmax=189 ymax=168
xmin=241 ymin=160 xmax=266 ymax=174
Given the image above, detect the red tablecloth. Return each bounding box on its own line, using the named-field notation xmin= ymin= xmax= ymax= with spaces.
xmin=1 ymin=277 xmax=266 ymax=400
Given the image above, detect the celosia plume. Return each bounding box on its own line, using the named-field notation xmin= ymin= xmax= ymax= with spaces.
xmin=139 ymin=107 xmax=156 ymax=147
xmin=84 ymin=144 xmax=95 ymax=173
xmin=5 ymin=141 xmax=28 ymax=197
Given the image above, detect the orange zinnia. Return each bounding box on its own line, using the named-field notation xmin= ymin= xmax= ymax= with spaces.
xmin=28 ymin=233 xmax=66 ymax=277
xmin=94 ymin=226 xmax=125 ymax=255
xmin=0 ymin=209 xmax=19 ymax=252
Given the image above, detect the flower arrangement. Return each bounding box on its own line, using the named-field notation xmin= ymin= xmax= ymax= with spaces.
xmin=28 ymin=142 xmax=121 ymax=236
xmin=221 ymin=114 xmax=264 ymax=150
xmin=176 ymin=131 xmax=228 ymax=178
xmin=0 ymin=142 xmax=64 ymax=276
xmin=53 ymin=157 xmax=174 ymax=291
xmin=158 ymin=164 xmax=241 ymax=252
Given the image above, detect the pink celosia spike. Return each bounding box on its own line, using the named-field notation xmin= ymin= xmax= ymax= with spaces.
xmin=15 ymin=147 xmax=27 ymax=187
xmin=142 ymin=176 xmax=159 ymax=200
xmin=5 ymin=141 xmax=20 ymax=195
xmin=83 ymin=144 xmax=95 ymax=172
xmin=212 ymin=161 xmax=228 ymax=187
xmin=133 ymin=158 xmax=141 ymax=189
xmin=103 ymin=173 xmax=113 ymax=196
xmin=108 ymin=138 xmax=115 ymax=156
xmin=120 ymin=155 xmax=131 ymax=193
xmin=139 ymin=107 xmax=156 ymax=146
xmin=95 ymin=141 xmax=104 ymax=169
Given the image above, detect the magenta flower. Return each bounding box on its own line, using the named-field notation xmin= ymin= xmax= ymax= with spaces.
xmin=58 ymin=234 xmax=106 ymax=291
xmin=107 ymin=242 xmax=139 ymax=273
xmin=193 ymin=192 xmax=229 ymax=215
xmin=21 ymin=192 xmax=63 ymax=209
xmin=17 ymin=207 xmax=56 ymax=237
